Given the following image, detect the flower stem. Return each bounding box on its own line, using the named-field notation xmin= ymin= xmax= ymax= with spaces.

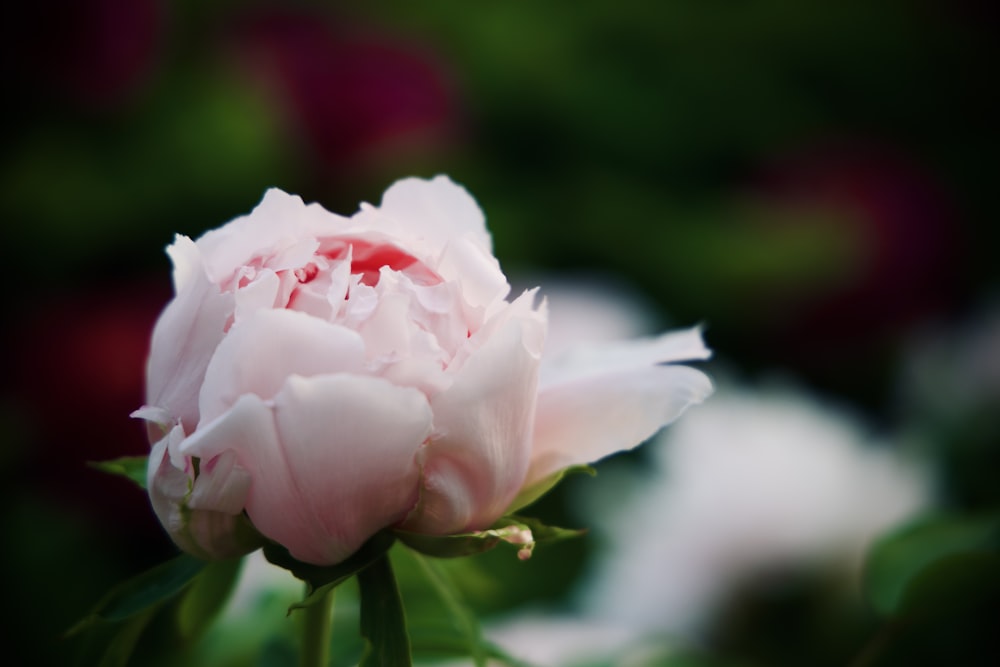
xmin=301 ymin=585 xmax=335 ymax=667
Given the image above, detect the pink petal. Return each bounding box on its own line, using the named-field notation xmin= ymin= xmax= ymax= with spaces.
xmin=356 ymin=175 xmax=493 ymax=255
xmin=147 ymin=428 xmax=257 ymax=560
xmin=527 ymin=363 xmax=713 ymax=488
xmin=195 ymin=189 xmax=332 ymax=285
xmin=404 ymin=298 xmax=546 ymax=534
xmin=146 ymin=236 xmax=233 ymax=432
xmin=181 ymin=374 xmax=433 ymax=565
xmin=541 ymin=326 xmax=712 ymax=385
xmin=197 ymin=309 xmax=366 ymax=424
xmin=180 ymin=392 xmax=332 ymax=562
xmin=270 ymin=374 xmax=432 ymax=564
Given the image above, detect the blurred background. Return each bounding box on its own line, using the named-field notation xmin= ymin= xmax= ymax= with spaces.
xmin=1 ymin=1 xmax=997 ymax=665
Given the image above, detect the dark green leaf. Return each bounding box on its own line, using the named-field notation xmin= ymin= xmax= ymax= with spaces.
xmin=506 ymin=465 xmax=596 ymax=513
xmin=358 ymin=552 xmax=412 ymax=667
xmin=864 ymin=512 xmax=1000 ymax=616
xmin=897 ymin=550 xmax=1000 ymax=618
xmin=97 ymin=608 xmax=157 ymax=667
xmin=176 ymin=556 xmax=244 ymax=641
xmin=88 ymin=456 xmax=149 ymax=490
xmin=67 ymin=553 xmax=207 ymax=636
xmin=262 ymin=531 xmax=396 ymax=612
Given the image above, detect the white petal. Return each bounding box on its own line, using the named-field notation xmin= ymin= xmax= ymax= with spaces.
xmin=197 ymin=309 xmax=366 ymax=424
xmin=527 ymin=364 xmax=713 ymax=487
xmin=405 ymin=309 xmax=545 ymax=535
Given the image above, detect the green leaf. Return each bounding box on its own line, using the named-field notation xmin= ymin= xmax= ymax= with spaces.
xmin=262 ymin=531 xmax=396 ymax=612
xmin=67 ymin=553 xmax=207 ymax=636
xmin=409 ymin=551 xmax=487 ymax=667
xmin=88 ymin=456 xmax=149 ymax=490
xmin=176 ymin=556 xmax=244 ymax=641
xmin=96 ymin=608 xmax=157 ymax=667
xmin=897 ymin=550 xmax=1000 ymax=617
xmin=506 ymin=465 xmax=596 ymax=513
xmin=358 ymin=552 xmax=412 ymax=667
xmin=864 ymin=512 xmax=1000 ymax=617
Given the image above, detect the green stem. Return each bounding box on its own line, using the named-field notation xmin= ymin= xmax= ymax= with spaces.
xmin=301 ymin=585 xmax=335 ymax=667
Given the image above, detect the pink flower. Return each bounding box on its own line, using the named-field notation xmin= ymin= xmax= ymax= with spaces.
xmin=134 ymin=176 xmax=711 ymax=565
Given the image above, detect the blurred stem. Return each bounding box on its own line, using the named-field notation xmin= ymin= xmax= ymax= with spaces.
xmin=301 ymin=585 xmax=335 ymax=667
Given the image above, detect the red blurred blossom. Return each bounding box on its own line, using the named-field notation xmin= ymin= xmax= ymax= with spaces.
xmin=223 ymin=7 xmax=458 ymax=170
xmin=753 ymin=139 xmax=963 ymax=360
xmin=10 ymin=280 xmax=172 ymax=549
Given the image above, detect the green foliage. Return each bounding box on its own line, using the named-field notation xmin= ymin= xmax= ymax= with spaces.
xmin=67 ymin=554 xmax=207 ymax=635
xmin=856 ymin=511 xmax=1000 ymax=665
xmin=66 ymin=554 xmax=249 ymax=667
xmin=262 ymin=532 xmax=396 ymax=612
xmin=176 ymin=558 xmax=244 ymax=642
xmin=358 ymin=553 xmax=412 ymax=667
xmin=864 ymin=512 xmax=1000 ymax=617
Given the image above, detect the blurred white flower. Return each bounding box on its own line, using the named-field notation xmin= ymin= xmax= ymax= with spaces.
xmin=580 ymin=386 xmax=930 ymax=636
xmin=902 ymin=297 xmax=1000 ymax=418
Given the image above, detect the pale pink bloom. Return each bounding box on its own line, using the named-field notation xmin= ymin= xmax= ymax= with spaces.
xmin=134 ymin=176 xmax=711 ymax=565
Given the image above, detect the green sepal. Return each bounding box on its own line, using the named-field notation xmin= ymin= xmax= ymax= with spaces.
xmin=395 ymin=514 xmax=586 ymax=562
xmin=505 ymin=464 xmax=596 ymax=514
xmin=358 ymin=552 xmax=412 ymax=667
xmin=499 ymin=514 xmax=588 ymax=543
xmin=262 ymin=531 xmax=396 ymax=613
xmin=864 ymin=511 xmax=1000 ymax=617
xmin=88 ymin=456 xmax=150 ymax=490
xmin=66 ymin=553 xmax=207 ymax=637
xmin=393 ymin=528 xmax=503 ymax=559
xmin=176 ymin=556 xmax=244 ymax=642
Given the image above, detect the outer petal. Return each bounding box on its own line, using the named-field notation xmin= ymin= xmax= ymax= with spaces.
xmin=182 ymin=375 xmax=432 ymax=566
xmin=367 ymin=175 xmax=493 ymax=254
xmin=197 ymin=309 xmax=366 ymax=424
xmin=147 ymin=427 xmax=261 ymax=560
xmin=270 ymin=374 xmax=432 ymax=564
xmin=540 ymin=326 xmax=712 ymax=385
xmin=146 ymin=236 xmax=233 ymax=432
xmin=195 ymin=188 xmax=337 ymax=285
xmin=527 ymin=333 xmax=713 ymax=487
xmin=404 ymin=295 xmax=546 ymax=535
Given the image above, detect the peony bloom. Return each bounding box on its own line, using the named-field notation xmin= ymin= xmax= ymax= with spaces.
xmin=133 ymin=176 xmax=711 ymax=565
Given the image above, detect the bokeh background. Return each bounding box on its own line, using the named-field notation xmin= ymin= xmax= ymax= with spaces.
xmin=1 ymin=1 xmax=997 ymax=665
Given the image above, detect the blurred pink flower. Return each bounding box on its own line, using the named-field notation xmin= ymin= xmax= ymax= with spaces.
xmin=225 ymin=7 xmax=457 ymax=170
